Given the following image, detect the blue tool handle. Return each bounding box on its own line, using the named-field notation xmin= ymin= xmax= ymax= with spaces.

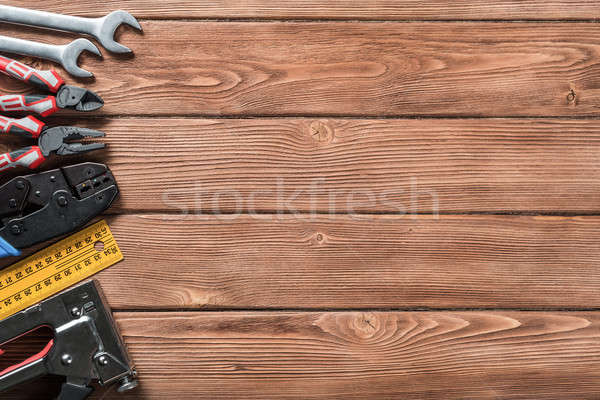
xmin=0 ymin=235 xmax=19 ymax=257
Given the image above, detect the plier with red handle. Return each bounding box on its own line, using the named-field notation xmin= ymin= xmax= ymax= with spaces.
xmin=0 ymin=56 xmax=105 ymax=172
xmin=0 ymin=117 xmax=105 ymax=171
xmin=0 ymin=55 xmax=103 ymax=116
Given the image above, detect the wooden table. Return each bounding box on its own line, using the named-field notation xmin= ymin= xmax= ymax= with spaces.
xmin=1 ymin=1 xmax=600 ymax=399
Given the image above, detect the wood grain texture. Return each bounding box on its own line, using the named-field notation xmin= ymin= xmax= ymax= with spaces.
xmin=0 ymin=213 xmax=592 ymax=309
xmin=5 ymin=311 xmax=600 ymax=399
xmin=3 ymin=1 xmax=600 ymax=20
xmin=2 ymin=22 xmax=600 ymax=117
xmin=1 ymin=118 xmax=596 ymax=214
xmin=0 ymin=3 xmax=598 ymax=398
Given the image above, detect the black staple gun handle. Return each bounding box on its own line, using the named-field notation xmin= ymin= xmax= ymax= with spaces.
xmin=0 ymin=280 xmax=138 ymax=400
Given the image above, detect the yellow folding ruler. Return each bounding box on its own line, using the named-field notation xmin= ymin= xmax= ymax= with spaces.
xmin=0 ymin=220 xmax=123 ymax=321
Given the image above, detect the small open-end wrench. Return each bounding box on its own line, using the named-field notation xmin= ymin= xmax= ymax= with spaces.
xmin=0 ymin=36 xmax=100 ymax=78
xmin=0 ymin=6 xmax=142 ymax=54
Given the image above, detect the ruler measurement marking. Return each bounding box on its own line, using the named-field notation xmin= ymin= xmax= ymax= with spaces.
xmin=0 ymin=242 xmax=95 ymax=290
xmin=51 ymin=247 xmax=97 ymax=271
xmin=0 ymin=249 xmax=97 ymax=304
xmin=0 ymin=231 xmax=112 ymax=291
xmin=51 ymin=244 xmax=117 ymax=278
xmin=51 ymin=238 xmax=114 ymax=272
xmin=0 ymin=246 xmax=118 ymax=311
xmin=0 ymin=221 xmax=123 ymax=321
xmin=7 ymin=246 xmax=117 ymax=304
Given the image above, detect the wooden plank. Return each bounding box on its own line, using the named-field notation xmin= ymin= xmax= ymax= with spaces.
xmin=3 ymin=1 xmax=600 ymax=20
xmin=7 ymin=117 xmax=597 ymax=214
xmin=0 ymin=214 xmax=593 ymax=309
xmin=2 ymin=22 xmax=600 ymax=117
xmin=5 ymin=311 xmax=600 ymax=399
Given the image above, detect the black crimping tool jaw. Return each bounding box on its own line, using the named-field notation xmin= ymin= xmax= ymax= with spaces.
xmin=0 ymin=163 xmax=119 ymax=258
xmin=0 ymin=280 xmax=138 ymax=400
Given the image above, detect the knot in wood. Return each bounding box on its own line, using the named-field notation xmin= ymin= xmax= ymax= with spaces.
xmin=567 ymin=89 xmax=576 ymax=103
xmin=309 ymin=120 xmax=334 ymax=144
xmin=309 ymin=231 xmax=327 ymax=246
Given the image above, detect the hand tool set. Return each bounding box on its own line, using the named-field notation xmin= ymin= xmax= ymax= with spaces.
xmin=0 ymin=5 xmax=141 ymax=399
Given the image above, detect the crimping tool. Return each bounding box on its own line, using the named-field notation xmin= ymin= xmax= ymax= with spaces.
xmin=0 ymin=280 xmax=138 ymax=400
xmin=0 ymin=55 xmax=103 ymax=116
xmin=0 ymin=162 xmax=119 ymax=258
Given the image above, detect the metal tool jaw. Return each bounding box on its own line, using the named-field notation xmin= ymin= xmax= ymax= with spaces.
xmin=39 ymin=127 xmax=105 ymax=157
xmin=0 ymin=280 xmax=138 ymax=400
xmin=0 ymin=163 xmax=119 ymax=258
xmin=55 ymin=85 xmax=104 ymax=112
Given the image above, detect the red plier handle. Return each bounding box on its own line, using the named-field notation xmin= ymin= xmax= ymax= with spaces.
xmin=0 ymin=95 xmax=59 ymax=117
xmin=0 ymin=116 xmax=46 ymax=171
xmin=0 ymin=56 xmax=63 ymax=117
xmin=0 ymin=56 xmax=103 ymax=116
xmin=0 ymin=115 xmax=45 ymax=138
xmin=0 ymin=147 xmax=46 ymax=172
xmin=0 ymin=55 xmax=64 ymax=93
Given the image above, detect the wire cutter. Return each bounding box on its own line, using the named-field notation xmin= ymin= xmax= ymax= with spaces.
xmin=0 ymin=55 xmax=103 ymax=116
xmin=0 ymin=116 xmax=104 ymax=172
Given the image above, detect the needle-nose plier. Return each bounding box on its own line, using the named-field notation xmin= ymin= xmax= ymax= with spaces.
xmin=0 ymin=116 xmax=104 ymax=172
xmin=0 ymin=55 xmax=103 ymax=116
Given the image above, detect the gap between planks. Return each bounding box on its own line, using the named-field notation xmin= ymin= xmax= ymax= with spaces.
xmin=3 ymin=0 xmax=600 ymax=21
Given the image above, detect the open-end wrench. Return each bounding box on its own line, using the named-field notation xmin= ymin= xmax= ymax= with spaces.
xmin=0 ymin=6 xmax=141 ymax=54
xmin=0 ymin=36 xmax=100 ymax=78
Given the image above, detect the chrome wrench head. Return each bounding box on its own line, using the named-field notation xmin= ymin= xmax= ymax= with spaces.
xmin=61 ymin=38 xmax=102 ymax=78
xmin=0 ymin=6 xmax=141 ymax=55
xmin=0 ymin=36 xmax=101 ymax=78
xmin=96 ymin=10 xmax=142 ymax=54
